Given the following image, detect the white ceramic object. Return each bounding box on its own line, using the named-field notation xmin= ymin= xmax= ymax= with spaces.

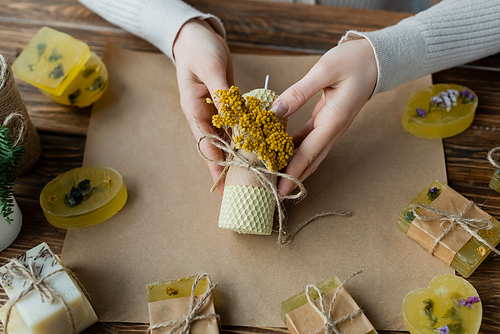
xmin=0 ymin=197 xmax=22 ymax=252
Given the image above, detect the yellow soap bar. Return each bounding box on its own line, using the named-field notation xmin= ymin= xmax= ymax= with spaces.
xmin=42 ymin=52 xmax=108 ymax=107
xmin=147 ymin=276 xmax=209 ymax=303
xmin=489 ymin=169 xmax=500 ymax=194
xmin=403 ymin=274 xmax=482 ymax=334
xmin=12 ymin=27 xmax=91 ymax=96
xmin=281 ymin=276 xmax=341 ymax=324
xmin=402 ymin=84 xmax=478 ymax=139
xmin=39 ymin=166 xmax=127 ymax=229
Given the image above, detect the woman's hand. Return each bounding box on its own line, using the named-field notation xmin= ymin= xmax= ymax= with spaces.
xmin=271 ymin=38 xmax=378 ymax=195
xmin=173 ymin=19 xmax=233 ymax=195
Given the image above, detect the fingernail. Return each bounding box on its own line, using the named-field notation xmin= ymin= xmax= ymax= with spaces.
xmin=271 ymin=100 xmax=289 ymax=118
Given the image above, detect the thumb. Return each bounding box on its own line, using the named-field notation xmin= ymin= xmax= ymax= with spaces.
xmin=271 ymin=62 xmax=332 ymax=118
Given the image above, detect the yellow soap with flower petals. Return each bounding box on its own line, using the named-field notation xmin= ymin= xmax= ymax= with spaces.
xmin=12 ymin=27 xmax=108 ymax=107
xmin=402 ymin=84 xmax=477 ymax=139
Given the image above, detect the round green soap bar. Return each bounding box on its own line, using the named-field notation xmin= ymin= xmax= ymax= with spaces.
xmin=402 ymin=84 xmax=478 ymax=139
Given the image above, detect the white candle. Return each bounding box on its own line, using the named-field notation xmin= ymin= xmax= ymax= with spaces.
xmin=0 ymin=243 xmax=97 ymax=334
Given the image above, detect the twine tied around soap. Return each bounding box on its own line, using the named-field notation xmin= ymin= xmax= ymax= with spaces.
xmin=413 ymin=201 xmax=500 ymax=257
xmin=487 ymin=147 xmax=500 ymax=169
xmin=148 ymin=273 xmax=220 ymax=334
xmin=306 ymin=270 xmax=364 ymax=334
xmin=2 ymin=258 xmax=76 ymax=334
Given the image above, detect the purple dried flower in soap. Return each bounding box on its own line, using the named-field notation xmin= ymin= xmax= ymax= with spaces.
xmin=460 ymin=295 xmax=480 ymax=309
xmin=431 ymin=96 xmax=443 ymax=105
xmin=439 ymin=325 xmax=449 ymax=334
xmin=468 ymin=92 xmax=475 ymax=100
xmin=439 ymin=93 xmax=452 ymax=111
xmin=416 ymin=108 xmax=426 ymax=118
xmin=461 ymin=89 xmax=470 ymax=97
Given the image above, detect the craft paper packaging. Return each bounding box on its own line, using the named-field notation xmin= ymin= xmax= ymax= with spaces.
xmin=62 ymin=45 xmax=452 ymax=330
xmin=148 ymin=295 xmax=218 ymax=334
xmin=401 ymin=180 xmax=500 ymax=277
xmin=0 ymin=243 xmax=97 ymax=334
xmin=285 ymin=286 xmax=375 ymax=334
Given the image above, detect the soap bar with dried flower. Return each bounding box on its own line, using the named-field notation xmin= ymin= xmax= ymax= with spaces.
xmin=403 ymin=274 xmax=482 ymax=334
xmin=281 ymin=276 xmax=376 ymax=334
xmin=12 ymin=26 xmax=108 ymax=107
xmin=397 ymin=180 xmax=500 ymax=277
xmin=39 ymin=166 xmax=127 ymax=229
xmin=0 ymin=243 xmax=97 ymax=334
xmin=147 ymin=275 xmax=219 ymax=334
xmin=402 ymin=84 xmax=477 ymax=139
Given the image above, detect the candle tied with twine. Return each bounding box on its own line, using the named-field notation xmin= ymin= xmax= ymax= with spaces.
xmin=195 ymin=118 xmax=351 ymax=245
xmin=2 ymin=258 xmax=76 ymax=334
xmin=413 ymin=201 xmax=500 ymax=257
xmin=0 ymin=54 xmax=41 ymax=174
xmin=148 ymin=273 xmax=220 ymax=334
xmin=305 ymin=271 xmax=364 ymax=334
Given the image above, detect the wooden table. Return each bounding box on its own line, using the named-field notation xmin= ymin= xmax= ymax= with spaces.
xmin=1 ymin=0 xmax=499 ymax=333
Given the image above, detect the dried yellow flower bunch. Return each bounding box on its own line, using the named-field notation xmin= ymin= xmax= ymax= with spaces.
xmin=209 ymin=86 xmax=294 ymax=172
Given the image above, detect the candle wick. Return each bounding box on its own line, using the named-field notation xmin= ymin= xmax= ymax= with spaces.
xmin=264 ymin=75 xmax=269 ymax=90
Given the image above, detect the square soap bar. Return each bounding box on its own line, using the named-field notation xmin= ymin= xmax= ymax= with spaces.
xmin=281 ymin=276 xmax=376 ymax=334
xmin=398 ymin=180 xmax=500 ymax=278
xmin=0 ymin=243 xmax=97 ymax=334
xmin=489 ymin=169 xmax=500 ymax=194
xmin=12 ymin=27 xmax=91 ymax=96
xmin=147 ymin=276 xmax=218 ymax=334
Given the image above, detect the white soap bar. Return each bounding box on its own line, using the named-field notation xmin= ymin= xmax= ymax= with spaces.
xmin=0 ymin=243 xmax=97 ymax=334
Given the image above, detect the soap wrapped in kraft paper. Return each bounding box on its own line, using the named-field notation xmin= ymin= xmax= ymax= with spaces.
xmin=206 ymin=85 xmax=301 ymax=238
xmin=147 ymin=273 xmax=219 ymax=334
xmin=397 ymin=180 xmax=500 ymax=278
xmin=281 ymin=272 xmax=377 ymax=334
xmin=0 ymin=242 xmax=97 ymax=334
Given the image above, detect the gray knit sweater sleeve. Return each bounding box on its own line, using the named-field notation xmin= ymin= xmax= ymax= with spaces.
xmin=78 ymin=0 xmax=225 ymax=61
xmin=340 ymin=0 xmax=500 ymax=95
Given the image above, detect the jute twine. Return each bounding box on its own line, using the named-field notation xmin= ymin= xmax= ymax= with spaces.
xmin=0 ymin=54 xmax=41 ymax=174
xmin=306 ymin=270 xmax=364 ymax=334
xmin=2 ymin=259 xmax=76 ymax=334
xmin=413 ymin=202 xmax=500 ymax=256
xmin=194 ymin=118 xmax=351 ymax=245
xmin=148 ymin=273 xmax=220 ymax=334
xmin=487 ymin=147 xmax=500 ymax=169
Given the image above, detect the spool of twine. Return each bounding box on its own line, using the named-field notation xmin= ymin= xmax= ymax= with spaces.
xmin=0 ymin=54 xmax=41 ymax=174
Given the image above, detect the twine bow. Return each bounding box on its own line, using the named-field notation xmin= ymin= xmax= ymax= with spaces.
xmin=2 ymin=259 xmax=76 ymax=334
xmin=487 ymin=147 xmax=500 ymax=169
xmin=148 ymin=273 xmax=220 ymax=334
xmin=413 ymin=201 xmax=500 ymax=256
xmin=305 ymin=271 xmax=364 ymax=334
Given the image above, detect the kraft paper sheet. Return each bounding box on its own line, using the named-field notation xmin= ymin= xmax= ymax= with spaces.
xmin=62 ymin=44 xmax=452 ymax=330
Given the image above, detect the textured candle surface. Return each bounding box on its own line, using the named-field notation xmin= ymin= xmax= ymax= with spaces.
xmin=0 ymin=243 xmax=97 ymax=334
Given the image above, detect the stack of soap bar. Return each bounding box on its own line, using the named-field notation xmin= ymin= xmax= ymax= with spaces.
xmin=39 ymin=166 xmax=127 ymax=229
xmin=402 ymin=84 xmax=478 ymax=139
xmin=147 ymin=276 xmax=218 ymax=334
xmin=489 ymin=169 xmax=500 ymax=194
xmin=398 ymin=179 xmax=500 ymax=277
xmin=402 ymin=274 xmax=482 ymax=334
xmin=281 ymin=276 xmax=377 ymax=334
xmin=0 ymin=243 xmax=97 ymax=333
xmin=12 ymin=27 xmax=108 ymax=107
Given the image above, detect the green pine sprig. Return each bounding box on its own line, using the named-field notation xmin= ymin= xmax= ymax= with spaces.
xmin=0 ymin=126 xmax=25 ymax=224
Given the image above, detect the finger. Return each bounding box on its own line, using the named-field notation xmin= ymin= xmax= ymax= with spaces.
xmin=291 ymin=117 xmax=313 ymax=148
xmin=271 ymin=59 xmax=339 ymax=118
